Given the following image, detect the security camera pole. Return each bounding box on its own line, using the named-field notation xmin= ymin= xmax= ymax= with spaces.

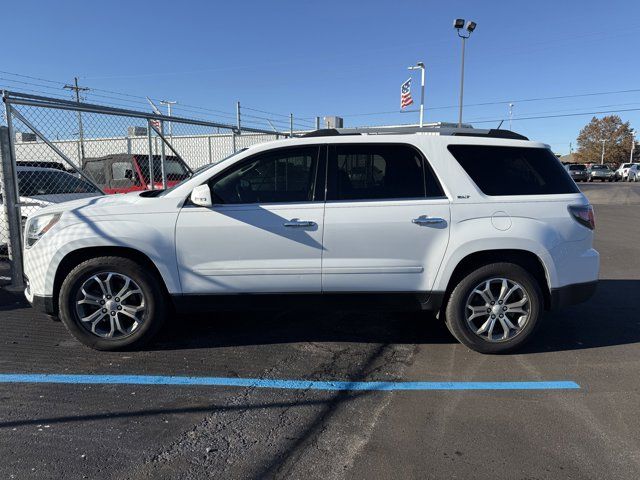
xmin=509 ymin=103 xmax=514 ymax=130
xmin=453 ymin=19 xmax=477 ymax=128
xmin=408 ymin=62 xmax=425 ymax=127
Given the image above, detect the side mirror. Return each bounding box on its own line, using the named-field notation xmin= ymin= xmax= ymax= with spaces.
xmin=190 ymin=184 xmax=212 ymax=207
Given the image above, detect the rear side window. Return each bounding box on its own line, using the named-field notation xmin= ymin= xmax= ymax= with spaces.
xmin=327 ymin=144 xmax=444 ymax=201
xmin=448 ymin=145 xmax=579 ymax=196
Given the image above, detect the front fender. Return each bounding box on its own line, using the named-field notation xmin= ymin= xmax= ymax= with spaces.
xmin=26 ymin=216 xmax=180 ymax=297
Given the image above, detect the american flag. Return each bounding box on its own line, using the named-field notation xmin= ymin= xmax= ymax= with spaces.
xmin=400 ymin=78 xmax=413 ymax=109
xmin=150 ymin=119 xmax=161 ymax=130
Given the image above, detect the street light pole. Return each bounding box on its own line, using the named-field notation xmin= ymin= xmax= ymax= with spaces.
xmin=160 ymin=100 xmax=177 ymax=137
xmin=630 ymin=130 xmax=636 ymax=163
xmin=408 ymin=62 xmax=425 ymax=127
xmin=601 ymin=139 xmax=606 ymax=165
xmin=454 ymin=19 xmax=476 ymax=128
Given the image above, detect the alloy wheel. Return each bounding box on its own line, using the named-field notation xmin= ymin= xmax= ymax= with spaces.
xmin=465 ymin=277 xmax=530 ymax=342
xmin=74 ymin=272 xmax=146 ymax=339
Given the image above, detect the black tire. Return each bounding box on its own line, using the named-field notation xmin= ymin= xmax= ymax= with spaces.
xmin=59 ymin=256 xmax=167 ymax=351
xmin=444 ymin=262 xmax=543 ymax=354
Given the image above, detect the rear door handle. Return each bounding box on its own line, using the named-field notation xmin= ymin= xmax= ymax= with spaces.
xmin=412 ymin=216 xmax=446 ymax=226
xmin=283 ymin=218 xmax=317 ymax=228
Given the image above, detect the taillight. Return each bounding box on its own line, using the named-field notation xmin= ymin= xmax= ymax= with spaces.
xmin=568 ymin=205 xmax=595 ymax=230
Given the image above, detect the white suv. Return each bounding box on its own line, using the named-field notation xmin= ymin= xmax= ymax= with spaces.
xmin=22 ymin=128 xmax=599 ymax=353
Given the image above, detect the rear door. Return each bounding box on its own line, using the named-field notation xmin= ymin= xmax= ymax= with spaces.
xmin=322 ymin=143 xmax=450 ymax=293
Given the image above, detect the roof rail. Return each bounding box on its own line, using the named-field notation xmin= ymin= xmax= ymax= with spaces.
xmin=302 ymin=125 xmax=529 ymax=141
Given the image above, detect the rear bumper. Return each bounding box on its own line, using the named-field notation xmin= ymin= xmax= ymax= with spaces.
xmin=550 ymin=281 xmax=597 ymax=310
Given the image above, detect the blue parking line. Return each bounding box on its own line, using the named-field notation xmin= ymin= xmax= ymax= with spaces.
xmin=0 ymin=374 xmax=579 ymax=391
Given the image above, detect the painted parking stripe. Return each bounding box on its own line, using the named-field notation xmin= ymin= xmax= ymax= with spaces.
xmin=0 ymin=374 xmax=579 ymax=391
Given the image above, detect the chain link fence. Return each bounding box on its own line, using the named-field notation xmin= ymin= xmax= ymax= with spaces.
xmin=0 ymin=90 xmax=293 ymax=288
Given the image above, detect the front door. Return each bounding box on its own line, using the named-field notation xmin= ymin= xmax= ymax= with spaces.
xmin=176 ymin=145 xmax=325 ymax=294
xmin=322 ymin=143 xmax=450 ymax=293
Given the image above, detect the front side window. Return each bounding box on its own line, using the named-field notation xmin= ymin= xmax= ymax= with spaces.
xmin=327 ymin=144 xmax=442 ymax=201
xmin=210 ymin=146 xmax=319 ymax=204
xmin=448 ymin=145 xmax=579 ymax=196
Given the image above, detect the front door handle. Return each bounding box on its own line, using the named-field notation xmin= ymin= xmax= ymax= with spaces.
xmin=283 ymin=218 xmax=317 ymax=228
xmin=412 ymin=216 xmax=446 ymax=226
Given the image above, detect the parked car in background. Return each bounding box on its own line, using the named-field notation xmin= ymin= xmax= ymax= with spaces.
xmin=587 ymin=164 xmax=614 ymax=182
xmin=614 ymin=163 xmax=638 ymax=181
xmin=1 ymin=167 xmax=102 ymax=249
xmin=81 ymin=154 xmax=191 ymax=194
xmin=23 ymin=129 xmax=599 ymax=354
xmin=565 ymin=163 xmax=589 ymax=182
xmin=627 ymin=164 xmax=640 ymax=182
xmin=16 ymin=160 xmax=69 ymax=172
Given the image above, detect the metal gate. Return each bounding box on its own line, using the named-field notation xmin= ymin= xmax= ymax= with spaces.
xmin=0 ymin=90 xmax=292 ymax=289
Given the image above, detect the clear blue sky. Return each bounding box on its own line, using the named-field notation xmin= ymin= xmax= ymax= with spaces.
xmin=2 ymin=0 xmax=640 ymax=153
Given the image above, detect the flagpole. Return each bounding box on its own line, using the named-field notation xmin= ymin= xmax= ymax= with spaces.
xmin=419 ymin=65 xmax=425 ymax=128
xmin=408 ymin=62 xmax=425 ymax=127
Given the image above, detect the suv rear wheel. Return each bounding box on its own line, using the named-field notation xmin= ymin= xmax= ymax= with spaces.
xmin=444 ymin=262 xmax=543 ymax=354
xmin=59 ymin=256 xmax=167 ymax=350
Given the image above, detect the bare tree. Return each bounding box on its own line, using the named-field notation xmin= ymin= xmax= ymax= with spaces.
xmin=576 ymin=115 xmax=634 ymax=165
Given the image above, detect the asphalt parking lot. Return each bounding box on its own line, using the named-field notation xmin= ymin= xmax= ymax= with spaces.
xmin=0 ymin=183 xmax=639 ymax=479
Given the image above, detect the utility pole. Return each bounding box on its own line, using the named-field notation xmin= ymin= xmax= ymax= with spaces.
xmin=64 ymin=77 xmax=89 ymax=161
xmin=600 ymin=139 xmax=606 ymax=165
xmin=630 ymin=129 xmax=636 ymax=163
xmin=160 ymin=100 xmax=177 ymax=137
xmin=236 ymin=101 xmax=241 ymax=134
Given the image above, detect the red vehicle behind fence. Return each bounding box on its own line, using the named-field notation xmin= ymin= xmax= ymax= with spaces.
xmin=81 ymin=154 xmax=191 ymax=194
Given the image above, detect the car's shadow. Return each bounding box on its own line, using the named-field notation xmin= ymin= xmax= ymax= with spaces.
xmin=150 ymin=279 xmax=640 ymax=354
xmin=151 ymin=308 xmax=454 ymax=351
xmin=520 ymin=279 xmax=640 ymax=354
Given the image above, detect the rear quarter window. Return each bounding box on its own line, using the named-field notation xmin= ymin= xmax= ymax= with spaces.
xmin=447 ymin=145 xmax=579 ymax=196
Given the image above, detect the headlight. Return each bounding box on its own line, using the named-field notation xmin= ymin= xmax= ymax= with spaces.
xmin=25 ymin=213 xmax=61 ymax=248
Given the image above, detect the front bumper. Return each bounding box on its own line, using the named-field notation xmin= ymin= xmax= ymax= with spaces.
xmin=550 ymin=281 xmax=597 ymax=309
xmin=31 ymin=294 xmax=56 ymax=315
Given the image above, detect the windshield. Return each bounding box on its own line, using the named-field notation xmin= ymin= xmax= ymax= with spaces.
xmin=17 ymin=170 xmax=100 ymax=196
xmin=158 ymin=149 xmax=247 ymax=197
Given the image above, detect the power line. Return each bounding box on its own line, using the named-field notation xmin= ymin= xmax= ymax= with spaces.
xmin=470 ymin=107 xmax=640 ymax=125
xmin=338 ymin=88 xmax=640 ymax=118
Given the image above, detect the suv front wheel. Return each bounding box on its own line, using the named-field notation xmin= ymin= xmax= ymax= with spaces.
xmin=444 ymin=262 xmax=543 ymax=354
xmin=59 ymin=256 xmax=167 ymax=350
